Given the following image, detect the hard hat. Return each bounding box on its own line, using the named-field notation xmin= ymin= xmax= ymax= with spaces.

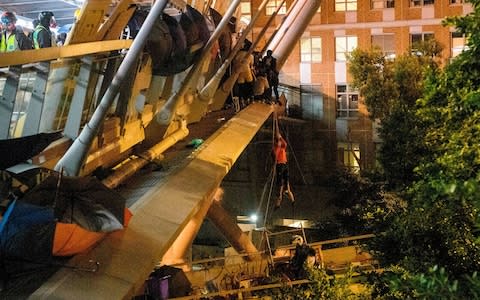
xmin=1 ymin=12 xmax=17 ymax=25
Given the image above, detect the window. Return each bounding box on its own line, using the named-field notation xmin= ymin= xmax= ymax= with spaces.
xmin=335 ymin=0 xmax=357 ymax=11
xmin=301 ymin=85 xmax=323 ymax=120
xmin=450 ymin=0 xmax=463 ymax=4
xmin=336 ymin=84 xmax=359 ymax=118
xmin=337 ymin=142 xmax=361 ymax=173
xmin=335 ymin=36 xmax=357 ymax=61
xmin=372 ymin=34 xmax=395 ymax=58
xmin=371 ymin=0 xmax=395 ymax=8
xmin=451 ymin=32 xmax=467 ymax=57
xmin=240 ymin=2 xmax=251 ymax=24
xmin=410 ymin=0 xmax=434 ymax=6
xmin=266 ymin=0 xmax=287 ymax=15
xmin=410 ymin=32 xmax=434 ymax=53
xmin=300 ymin=37 xmax=322 ymax=62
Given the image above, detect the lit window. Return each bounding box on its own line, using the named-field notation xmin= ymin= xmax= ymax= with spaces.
xmin=240 ymin=2 xmax=251 ymax=24
xmin=300 ymin=37 xmax=322 ymax=62
xmin=335 ymin=0 xmax=357 ymax=11
xmin=335 ymin=36 xmax=357 ymax=61
xmin=372 ymin=34 xmax=395 ymax=58
xmin=337 ymin=142 xmax=361 ymax=173
xmin=266 ymin=0 xmax=287 ymax=15
xmin=371 ymin=0 xmax=395 ymax=8
xmin=451 ymin=32 xmax=467 ymax=57
xmin=410 ymin=0 xmax=434 ymax=6
xmin=336 ymin=84 xmax=359 ymax=118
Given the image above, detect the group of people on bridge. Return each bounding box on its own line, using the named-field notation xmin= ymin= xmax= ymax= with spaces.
xmin=232 ymin=40 xmax=280 ymax=111
xmin=0 ymin=10 xmax=62 ymax=53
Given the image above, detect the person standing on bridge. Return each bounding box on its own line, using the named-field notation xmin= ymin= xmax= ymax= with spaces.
xmin=273 ymin=113 xmax=295 ymax=209
xmin=32 ymin=11 xmax=57 ymax=49
xmin=263 ymin=50 xmax=280 ymax=104
xmin=0 ymin=12 xmax=31 ymax=52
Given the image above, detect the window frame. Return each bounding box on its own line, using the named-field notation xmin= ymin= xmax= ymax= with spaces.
xmin=451 ymin=32 xmax=467 ymax=57
xmin=410 ymin=0 xmax=434 ymax=7
xmin=300 ymin=37 xmax=322 ymax=63
xmin=371 ymin=34 xmax=396 ymax=58
xmin=371 ymin=0 xmax=395 ymax=9
xmin=337 ymin=142 xmax=361 ymax=173
xmin=335 ymin=36 xmax=358 ymax=62
xmin=240 ymin=2 xmax=251 ymax=24
xmin=335 ymin=0 xmax=358 ymax=11
xmin=336 ymin=84 xmax=360 ymax=118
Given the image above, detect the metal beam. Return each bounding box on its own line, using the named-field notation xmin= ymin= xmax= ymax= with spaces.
xmin=0 ymin=40 xmax=132 ymax=67
xmin=54 ymin=0 xmax=169 ymax=176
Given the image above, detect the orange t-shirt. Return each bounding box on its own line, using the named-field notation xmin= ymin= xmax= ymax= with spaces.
xmin=273 ymin=137 xmax=287 ymax=164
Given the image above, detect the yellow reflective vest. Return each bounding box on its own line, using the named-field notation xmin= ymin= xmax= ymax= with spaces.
xmin=0 ymin=32 xmax=17 ymax=52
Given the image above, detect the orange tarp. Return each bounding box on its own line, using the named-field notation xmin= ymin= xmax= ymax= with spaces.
xmin=53 ymin=223 xmax=106 ymax=256
xmin=53 ymin=208 xmax=133 ymax=256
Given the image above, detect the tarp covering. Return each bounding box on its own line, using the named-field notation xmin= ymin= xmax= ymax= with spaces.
xmin=0 ymin=131 xmax=63 ymax=170
xmin=21 ymin=175 xmax=126 ymax=231
xmin=0 ymin=175 xmax=130 ymax=262
xmin=0 ymin=200 xmax=57 ymax=277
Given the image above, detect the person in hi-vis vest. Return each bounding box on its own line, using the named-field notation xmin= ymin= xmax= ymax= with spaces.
xmin=33 ymin=11 xmax=57 ymax=49
xmin=0 ymin=11 xmax=31 ymax=52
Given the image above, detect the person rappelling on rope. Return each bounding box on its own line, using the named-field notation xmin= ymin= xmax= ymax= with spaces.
xmin=273 ymin=112 xmax=295 ymax=210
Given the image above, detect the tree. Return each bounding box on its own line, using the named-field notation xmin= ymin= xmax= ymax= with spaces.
xmin=349 ymin=0 xmax=480 ymax=297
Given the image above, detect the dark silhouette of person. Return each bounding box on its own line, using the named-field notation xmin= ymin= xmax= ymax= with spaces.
xmin=263 ymin=50 xmax=280 ymax=104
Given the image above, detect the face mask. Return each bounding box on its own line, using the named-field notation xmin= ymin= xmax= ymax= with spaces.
xmin=50 ymin=16 xmax=57 ymax=28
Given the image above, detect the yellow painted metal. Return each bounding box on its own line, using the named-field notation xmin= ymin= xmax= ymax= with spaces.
xmin=66 ymin=0 xmax=115 ymax=44
xmin=0 ymin=40 xmax=132 ymax=68
xmin=30 ymin=103 xmax=273 ymax=299
xmin=161 ymin=187 xmax=224 ymax=267
xmin=96 ymin=0 xmax=135 ymax=40
xmin=102 ymin=121 xmax=190 ymax=189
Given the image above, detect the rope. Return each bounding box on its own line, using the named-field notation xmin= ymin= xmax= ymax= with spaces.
xmin=256 ymin=115 xmax=277 ymax=237
xmin=278 ymin=118 xmax=307 ymax=185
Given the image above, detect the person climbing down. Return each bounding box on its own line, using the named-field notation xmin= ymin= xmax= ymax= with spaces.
xmin=273 ymin=113 xmax=294 ymax=209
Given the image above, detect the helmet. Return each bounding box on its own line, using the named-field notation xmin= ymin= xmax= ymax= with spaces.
xmin=38 ymin=11 xmax=56 ymax=28
xmin=291 ymin=235 xmax=304 ymax=245
xmin=1 ymin=11 xmax=17 ymax=25
xmin=38 ymin=11 xmax=54 ymax=21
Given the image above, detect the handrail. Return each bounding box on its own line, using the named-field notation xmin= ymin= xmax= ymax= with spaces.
xmin=0 ymin=39 xmax=132 ymax=67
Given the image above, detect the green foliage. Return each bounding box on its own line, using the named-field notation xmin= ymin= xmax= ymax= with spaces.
xmin=369 ymin=266 xmax=480 ymax=300
xmin=255 ymin=267 xmax=371 ymax=300
xmin=347 ymin=2 xmax=480 ymax=299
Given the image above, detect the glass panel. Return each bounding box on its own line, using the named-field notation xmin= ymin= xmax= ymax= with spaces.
xmin=335 ymin=0 xmax=346 ymax=11
xmin=349 ymin=95 xmax=359 ymax=109
xmin=346 ymin=1 xmax=357 ymax=11
xmin=347 ymin=36 xmax=358 ymax=51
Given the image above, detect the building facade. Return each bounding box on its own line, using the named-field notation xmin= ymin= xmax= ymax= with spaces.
xmin=245 ymin=0 xmax=471 ymax=172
